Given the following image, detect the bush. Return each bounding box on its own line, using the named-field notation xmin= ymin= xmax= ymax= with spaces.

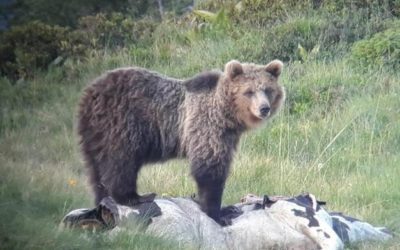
xmin=351 ymin=25 xmax=400 ymax=70
xmin=196 ymin=0 xmax=313 ymax=25
xmin=0 ymin=13 xmax=159 ymax=80
xmin=9 ymin=0 xmax=194 ymax=27
xmin=73 ymin=12 xmax=157 ymax=50
xmin=235 ymin=0 xmax=312 ymax=24
xmin=9 ymin=0 xmax=146 ymax=27
xmin=322 ymin=0 xmax=400 ymax=17
xmin=259 ymin=17 xmax=324 ymax=62
xmin=257 ymin=7 xmax=392 ymax=62
xmin=0 ymin=21 xmax=69 ymax=80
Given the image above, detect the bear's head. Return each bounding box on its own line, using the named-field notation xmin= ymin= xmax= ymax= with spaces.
xmin=223 ymin=59 xmax=285 ymax=129
xmin=183 ymin=59 xmax=285 ymax=130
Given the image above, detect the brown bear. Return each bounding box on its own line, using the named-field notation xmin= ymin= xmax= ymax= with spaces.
xmin=78 ymin=59 xmax=285 ymax=224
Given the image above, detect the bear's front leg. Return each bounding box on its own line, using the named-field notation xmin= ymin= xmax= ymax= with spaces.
xmin=190 ymin=155 xmax=230 ymax=225
xmin=194 ymin=175 xmax=225 ymax=223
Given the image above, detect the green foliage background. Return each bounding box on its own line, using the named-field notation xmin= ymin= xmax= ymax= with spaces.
xmin=0 ymin=0 xmax=400 ymax=249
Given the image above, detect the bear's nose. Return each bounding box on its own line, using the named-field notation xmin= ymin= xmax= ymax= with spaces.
xmin=260 ymin=106 xmax=271 ymax=117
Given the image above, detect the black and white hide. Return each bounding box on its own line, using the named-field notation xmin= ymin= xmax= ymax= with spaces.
xmin=61 ymin=193 xmax=392 ymax=250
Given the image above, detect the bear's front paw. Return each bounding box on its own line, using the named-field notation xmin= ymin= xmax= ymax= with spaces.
xmin=219 ymin=205 xmax=243 ymax=227
xmin=218 ymin=217 xmax=232 ymax=227
xmin=129 ymin=193 xmax=157 ymax=205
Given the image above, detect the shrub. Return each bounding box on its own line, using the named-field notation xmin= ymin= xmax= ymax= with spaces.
xmin=351 ymin=25 xmax=400 ymax=70
xmin=188 ymin=9 xmax=232 ymax=40
xmin=196 ymin=0 xmax=313 ymax=24
xmin=320 ymin=5 xmax=391 ymax=46
xmin=0 ymin=21 xmax=69 ymax=79
xmin=9 ymin=0 xmax=194 ymax=27
xmin=9 ymin=0 xmax=146 ymax=27
xmin=0 ymin=13 xmax=159 ymax=80
xmin=195 ymin=0 xmax=238 ymax=13
xmin=74 ymin=12 xmax=157 ymax=50
xmin=322 ymin=0 xmax=400 ymax=17
xmin=235 ymin=0 xmax=312 ymax=24
xmin=259 ymin=17 xmax=324 ymax=62
xmin=257 ymin=7 xmax=391 ymax=62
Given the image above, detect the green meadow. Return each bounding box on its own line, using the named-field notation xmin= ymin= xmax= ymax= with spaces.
xmin=1 ymin=1 xmax=399 ymax=249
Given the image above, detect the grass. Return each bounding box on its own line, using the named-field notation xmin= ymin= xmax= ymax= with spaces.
xmin=1 ymin=9 xmax=400 ymax=250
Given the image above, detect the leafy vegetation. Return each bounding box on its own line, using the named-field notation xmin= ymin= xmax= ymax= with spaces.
xmin=1 ymin=0 xmax=400 ymax=249
xmin=0 ymin=13 xmax=158 ymax=80
xmin=0 ymin=21 xmax=68 ymax=79
xmin=351 ymin=21 xmax=400 ymax=70
xmin=8 ymin=0 xmax=193 ymax=27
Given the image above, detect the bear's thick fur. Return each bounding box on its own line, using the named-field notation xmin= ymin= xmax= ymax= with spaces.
xmin=78 ymin=60 xmax=285 ymax=223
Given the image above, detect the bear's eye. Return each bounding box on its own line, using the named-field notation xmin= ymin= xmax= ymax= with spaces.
xmin=264 ymin=88 xmax=273 ymax=95
xmin=244 ymin=90 xmax=254 ymax=97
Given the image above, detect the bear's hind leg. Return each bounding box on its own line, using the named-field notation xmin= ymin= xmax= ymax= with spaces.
xmin=94 ymin=182 xmax=108 ymax=205
xmin=86 ymin=158 xmax=109 ymax=205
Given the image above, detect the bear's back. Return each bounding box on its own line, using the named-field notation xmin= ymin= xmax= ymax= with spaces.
xmin=78 ymin=67 xmax=186 ymax=164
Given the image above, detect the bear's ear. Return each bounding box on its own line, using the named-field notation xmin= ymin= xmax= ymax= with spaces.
xmin=265 ymin=60 xmax=283 ymax=77
xmin=225 ymin=60 xmax=243 ymax=80
xmin=182 ymin=71 xmax=220 ymax=93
